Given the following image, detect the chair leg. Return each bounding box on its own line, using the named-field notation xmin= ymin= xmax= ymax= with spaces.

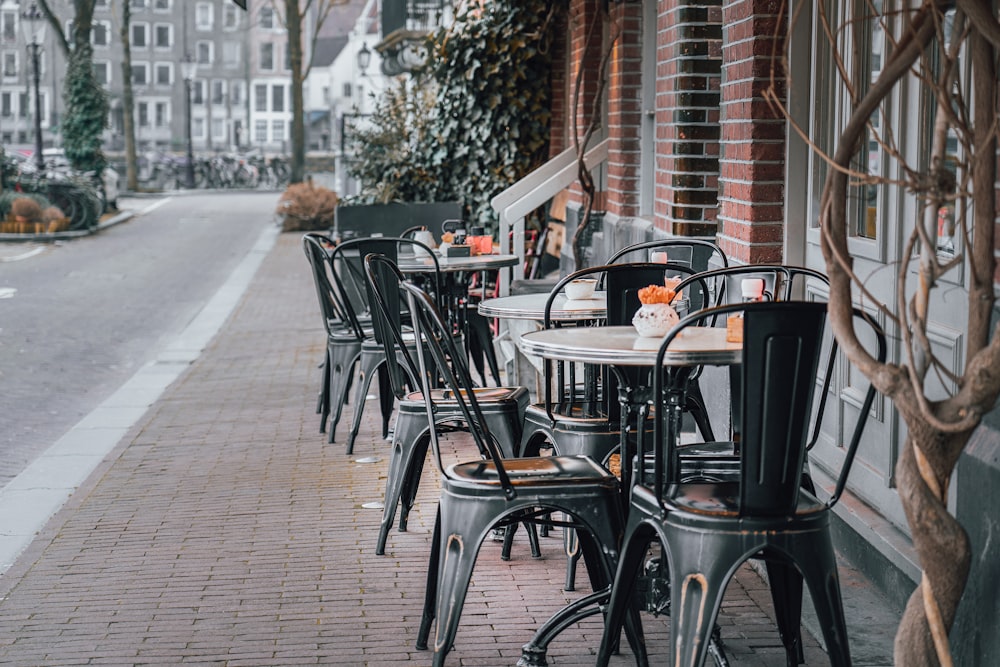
xmin=377 ymin=364 xmax=394 ymax=439
xmin=376 ymin=423 xmax=429 ymax=555
xmin=345 ymin=350 xmax=381 ymax=454
xmin=416 ymin=508 xmax=442 ymax=652
xmin=795 ymin=533 xmax=852 ymax=666
xmin=564 ymin=526 xmax=581 ymax=591
xmin=326 ymin=347 xmax=361 ymax=441
xmin=766 ymin=558 xmax=806 ymax=666
xmin=468 ymin=309 xmax=503 ymax=386
xmin=317 ymin=350 xmax=330 ymax=432
xmin=667 ymin=532 xmax=733 ymax=667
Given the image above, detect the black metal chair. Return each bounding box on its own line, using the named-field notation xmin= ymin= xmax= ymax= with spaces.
xmin=363 ymin=253 xmax=530 ymax=556
xmin=301 ymin=233 xmax=364 ymax=438
xmin=399 ymin=279 xmax=647 ymax=667
xmin=331 ymin=236 xmax=444 ymax=453
xmin=597 ymin=301 xmax=886 ymax=667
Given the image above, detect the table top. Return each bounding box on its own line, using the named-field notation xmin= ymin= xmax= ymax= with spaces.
xmin=478 ymin=292 xmax=607 ymax=321
xmin=397 ymin=252 xmax=519 ymax=273
xmin=518 ymin=325 xmax=741 ymax=366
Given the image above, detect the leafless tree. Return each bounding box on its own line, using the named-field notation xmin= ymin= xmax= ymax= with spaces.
xmin=768 ymin=2 xmax=1000 ymax=664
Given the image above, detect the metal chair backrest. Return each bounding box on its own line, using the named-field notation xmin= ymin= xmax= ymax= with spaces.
xmin=652 ymin=301 xmax=827 ymax=516
xmin=302 ymin=233 xmax=342 ymax=334
xmin=401 ymin=280 xmax=517 ymax=499
xmin=607 ymin=238 xmax=728 ymax=273
xmin=363 ymin=253 xmax=421 ymax=401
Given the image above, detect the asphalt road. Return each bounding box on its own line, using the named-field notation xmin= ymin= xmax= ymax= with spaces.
xmin=0 ymin=191 xmax=280 ymax=487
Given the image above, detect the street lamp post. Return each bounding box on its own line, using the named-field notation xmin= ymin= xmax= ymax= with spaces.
xmin=21 ymin=2 xmax=46 ymax=173
xmin=181 ymin=56 xmax=198 ymax=189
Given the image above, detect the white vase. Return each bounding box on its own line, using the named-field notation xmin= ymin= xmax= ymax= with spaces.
xmin=632 ymin=303 xmax=679 ymax=338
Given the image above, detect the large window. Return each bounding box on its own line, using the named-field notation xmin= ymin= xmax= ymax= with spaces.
xmin=92 ymin=60 xmax=110 ymax=85
xmin=254 ymin=119 xmax=267 ymax=143
xmin=223 ymin=5 xmax=239 ymax=30
xmin=92 ymin=21 xmax=111 ymax=47
xmin=230 ymin=81 xmax=244 ymax=106
xmin=259 ymin=42 xmax=274 ymax=70
xmin=153 ymin=0 xmax=171 ymax=11
xmin=2 ymin=52 xmax=16 ymax=79
xmin=254 ymin=84 xmax=267 ymax=112
xmin=260 ymin=7 xmax=275 ymax=29
xmin=222 ymin=41 xmax=241 ymax=67
xmin=154 ymin=23 xmax=172 ymax=49
xmin=211 ymin=80 xmax=225 ymax=105
xmin=155 ymin=101 xmax=168 ymax=127
xmin=137 ymin=101 xmax=149 ymax=127
xmin=195 ymin=2 xmax=213 ymax=31
xmin=271 ymin=84 xmax=284 ymax=112
xmin=272 ymin=119 xmax=285 ymax=142
xmin=154 ymin=62 xmax=172 ymax=86
xmin=192 ymin=80 xmax=205 ymax=105
xmin=1 ymin=11 xmax=16 ymax=41
xmin=131 ymin=62 xmax=149 ymax=86
xmin=1 ymin=92 xmax=11 ymax=117
xmin=196 ymin=41 xmax=214 ymax=65
xmin=131 ymin=22 xmax=149 ymax=49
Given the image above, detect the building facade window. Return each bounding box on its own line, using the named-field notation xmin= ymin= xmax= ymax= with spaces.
xmin=131 ymin=62 xmax=149 ymax=86
xmin=272 ymin=119 xmax=285 ymax=142
xmin=92 ymin=60 xmax=110 ymax=85
xmin=196 ymin=41 xmax=213 ymax=65
xmin=254 ymin=119 xmax=267 ymax=143
xmin=211 ymin=80 xmax=225 ymax=105
xmin=155 ymin=101 xmax=168 ymax=126
xmin=131 ymin=0 xmax=148 ymax=9
xmin=192 ymin=80 xmax=205 ymax=105
xmin=223 ymin=5 xmax=239 ymax=30
xmin=1 ymin=11 xmax=16 ymax=41
xmin=230 ymin=81 xmax=244 ymax=105
xmin=260 ymin=7 xmax=274 ymax=29
xmin=193 ymin=117 xmax=205 ymax=139
xmin=1 ymin=92 xmax=12 ymax=117
xmin=259 ymin=42 xmax=274 ymax=70
xmin=222 ymin=41 xmax=240 ymax=67
xmin=254 ymin=84 xmax=267 ymax=112
xmin=154 ymin=23 xmax=172 ymax=49
xmin=131 ymin=22 xmax=149 ymax=49
xmin=137 ymin=101 xmax=149 ymax=127
xmin=153 ymin=0 xmax=171 ymax=11
xmin=342 ymin=82 xmax=352 ymax=98
xmin=92 ymin=21 xmax=111 ymax=47
xmin=195 ymin=2 xmax=213 ymax=31
xmin=212 ymin=117 xmax=224 ymax=140
xmin=272 ymin=84 xmax=284 ymax=112
xmin=2 ymin=51 xmax=16 ymax=79
xmin=154 ymin=62 xmax=172 ymax=86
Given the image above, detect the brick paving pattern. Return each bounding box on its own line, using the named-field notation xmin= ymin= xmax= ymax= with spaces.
xmin=0 ymin=232 xmax=833 ymax=666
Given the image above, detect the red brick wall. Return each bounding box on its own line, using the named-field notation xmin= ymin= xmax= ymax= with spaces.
xmin=563 ymin=0 xmax=606 ymax=211
xmin=716 ymin=0 xmax=787 ymax=263
xmin=656 ymin=1 xmax=723 ymax=237
xmin=606 ymin=2 xmax=644 ymax=219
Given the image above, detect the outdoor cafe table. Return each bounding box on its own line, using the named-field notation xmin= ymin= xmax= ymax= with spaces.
xmin=477 ymin=291 xmax=607 ymax=321
xmin=514 ymin=323 xmax=741 ymax=665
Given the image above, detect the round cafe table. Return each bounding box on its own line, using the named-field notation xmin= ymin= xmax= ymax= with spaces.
xmin=477 ymin=292 xmax=607 ymax=321
xmin=396 ymin=252 xmax=519 ymax=273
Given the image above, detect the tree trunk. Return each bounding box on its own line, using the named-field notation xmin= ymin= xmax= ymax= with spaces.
xmin=286 ymin=0 xmax=305 ymax=184
xmin=119 ymin=0 xmax=138 ymax=191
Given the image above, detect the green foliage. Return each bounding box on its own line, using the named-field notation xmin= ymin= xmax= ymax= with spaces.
xmin=62 ymin=43 xmax=109 ymax=176
xmin=346 ymin=0 xmax=562 ymax=228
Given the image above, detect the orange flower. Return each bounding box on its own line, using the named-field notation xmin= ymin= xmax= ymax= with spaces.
xmin=638 ymin=284 xmax=677 ymax=305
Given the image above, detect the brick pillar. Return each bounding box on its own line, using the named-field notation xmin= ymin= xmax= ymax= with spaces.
xmin=565 ymin=0 xmax=606 ymax=210
xmin=606 ymin=2 xmax=644 ymax=219
xmin=657 ymin=1 xmax=723 ymax=237
xmin=717 ymin=0 xmax=787 ymax=263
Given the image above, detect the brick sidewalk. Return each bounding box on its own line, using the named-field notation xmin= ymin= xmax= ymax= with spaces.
xmin=0 ymin=232 xmax=833 ymax=666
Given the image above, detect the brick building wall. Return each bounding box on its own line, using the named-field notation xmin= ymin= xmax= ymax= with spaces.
xmin=716 ymin=0 xmax=787 ymax=263
xmin=606 ymin=2 xmax=644 ymax=220
xmin=657 ymin=1 xmax=723 ymax=238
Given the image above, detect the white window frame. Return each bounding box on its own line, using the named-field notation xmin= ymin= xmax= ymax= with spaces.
xmin=259 ymin=42 xmax=274 ymax=71
xmin=271 ymin=119 xmax=285 ymax=142
xmin=130 ymin=0 xmax=148 ymax=9
xmin=131 ymin=22 xmax=149 ymax=49
xmin=230 ymin=80 xmax=244 ymax=106
xmin=92 ymin=60 xmax=110 ymax=85
xmin=154 ymin=62 xmax=172 ymax=86
xmin=131 ymin=61 xmax=150 ymax=86
xmin=254 ymin=119 xmax=268 ymax=143
xmin=212 ymin=117 xmax=225 ymax=140
xmin=222 ymin=41 xmax=241 ymax=68
xmin=259 ymin=7 xmax=275 ymax=30
xmin=92 ymin=20 xmax=112 ymax=48
xmin=1 ymin=10 xmax=18 ymax=41
xmin=271 ymin=84 xmax=285 ymax=112
xmin=223 ymin=4 xmax=239 ymax=30
xmin=211 ymin=79 xmax=226 ymax=105
xmin=193 ymin=116 xmax=206 ymax=140
xmin=254 ymin=84 xmax=267 ymax=111
xmin=2 ymin=51 xmax=17 ymax=80
xmin=137 ymin=100 xmax=150 ymax=127
xmin=153 ymin=0 xmax=172 ymax=11
xmin=195 ymin=2 xmax=213 ymax=31
xmin=196 ymin=40 xmax=214 ymax=65
xmin=154 ymin=100 xmax=170 ymax=127
xmin=153 ymin=23 xmax=172 ymax=49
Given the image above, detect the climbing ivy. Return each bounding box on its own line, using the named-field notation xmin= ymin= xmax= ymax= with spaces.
xmin=347 ymin=0 xmax=563 ymax=228
xmin=62 ymin=42 xmax=109 ymax=177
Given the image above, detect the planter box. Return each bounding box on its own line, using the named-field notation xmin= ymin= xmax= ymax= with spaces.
xmin=335 ymin=201 xmax=462 ymax=242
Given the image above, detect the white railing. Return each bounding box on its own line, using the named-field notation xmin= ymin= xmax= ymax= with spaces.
xmin=491 ymin=137 xmax=609 ymax=295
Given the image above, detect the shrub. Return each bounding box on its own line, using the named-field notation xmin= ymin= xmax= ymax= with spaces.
xmin=276 ymin=180 xmax=338 ymax=232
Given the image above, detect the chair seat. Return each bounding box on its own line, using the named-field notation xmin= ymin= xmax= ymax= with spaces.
xmin=666 ymin=482 xmax=825 ymax=517
xmin=406 ymin=386 xmax=526 ymax=404
xmin=447 ymin=454 xmax=618 ymax=489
